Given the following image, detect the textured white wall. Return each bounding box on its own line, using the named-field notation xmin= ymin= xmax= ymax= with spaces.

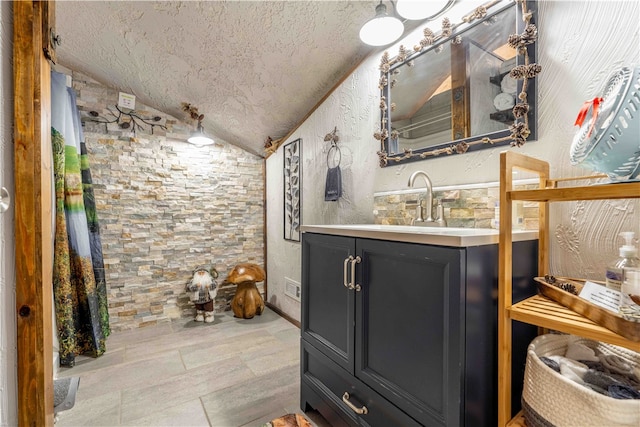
xmin=0 ymin=2 xmax=17 ymax=426
xmin=266 ymin=1 xmax=640 ymax=322
xmin=266 ymin=68 xmax=380 ymax=317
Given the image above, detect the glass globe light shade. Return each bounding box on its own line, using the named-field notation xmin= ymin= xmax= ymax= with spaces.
xmin=359 ymin=3 xmax=404 ymax=46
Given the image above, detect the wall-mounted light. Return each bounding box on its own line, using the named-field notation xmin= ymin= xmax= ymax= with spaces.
xmin=182 ymin=102 xmax=214 ymax=146
xmin=359 ymin=1 xmax=404 ymax=46
xmin=359 ymin=0 xmax=455 ymax=47
xmin=188 ymin=121 xmax=214 ymax=146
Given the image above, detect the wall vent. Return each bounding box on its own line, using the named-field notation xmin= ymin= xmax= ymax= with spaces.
xmin=284 ymin=277 xmax=301 ymax=301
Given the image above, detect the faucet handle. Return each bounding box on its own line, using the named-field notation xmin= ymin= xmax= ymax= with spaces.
xmin=414 ymin=200 xmax=424 ymax=223
xmin=435 ymin=200 xmax=447 ymax=227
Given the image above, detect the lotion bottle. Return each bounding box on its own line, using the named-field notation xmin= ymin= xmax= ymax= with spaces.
xmin=619 ymin=267 xmax=640 ymax=322
xmin=605 ymin=232 xmax=640 ymax=292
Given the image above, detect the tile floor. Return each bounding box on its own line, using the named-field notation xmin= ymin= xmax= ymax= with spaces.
xmin=56 ymin=308 xmax=330 ymax=427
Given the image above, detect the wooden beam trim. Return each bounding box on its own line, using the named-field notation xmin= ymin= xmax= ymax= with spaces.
xmin=14 ymin=1 xmax=54 ymax=425
xmin=262 ymin=158 xmax=268 ymax=300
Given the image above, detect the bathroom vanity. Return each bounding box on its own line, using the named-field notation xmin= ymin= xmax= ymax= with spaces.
xmin=300 ymin=225 xmax=538 ymax=427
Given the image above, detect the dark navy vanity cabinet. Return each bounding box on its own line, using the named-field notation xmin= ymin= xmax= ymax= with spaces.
xmin=300 ymin=232 xmax=537 ymax=427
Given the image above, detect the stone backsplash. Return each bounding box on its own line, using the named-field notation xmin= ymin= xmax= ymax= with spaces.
xmin=72 ymin=71 xmax=265 ymax=331
xmin=373 ymin=183 xmax=540 ymax=230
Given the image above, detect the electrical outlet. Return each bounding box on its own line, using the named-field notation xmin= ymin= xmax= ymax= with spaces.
xmin=284 ymin=277 xmax=301 ymax=301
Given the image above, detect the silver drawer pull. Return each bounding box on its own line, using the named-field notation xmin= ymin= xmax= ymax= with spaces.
xmin=350 ymin=256 xmax=361 ymax=291
xmin=342 ymin=392 xmax=368 ymax=415
xmin=343 ymin=256 xmax=353 ymax=288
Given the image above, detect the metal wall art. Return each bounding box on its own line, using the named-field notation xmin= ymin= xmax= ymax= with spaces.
xmin=283 ymin=138 xmax=302 ymax=242
xmin=88 ymin=105 xmax=167 ymax=137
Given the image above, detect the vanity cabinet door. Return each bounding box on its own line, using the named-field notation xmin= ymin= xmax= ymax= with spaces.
xmin=355 ymin=239 xmax=464 ymax=427
xmin=302 ymin=233 xmax=356 ymax=373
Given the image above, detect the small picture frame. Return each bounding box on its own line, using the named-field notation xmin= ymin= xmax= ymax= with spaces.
xmin=283 ymin=138 xmax=302 ymax=242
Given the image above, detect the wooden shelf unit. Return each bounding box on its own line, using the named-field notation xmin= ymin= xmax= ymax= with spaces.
xmin=497 ymin=151 xmax=640 ymax=427
xmin=509 ymin=295 xmax=640 ymax=351
xmin=510 ymin=182 xmax=640 ymax=202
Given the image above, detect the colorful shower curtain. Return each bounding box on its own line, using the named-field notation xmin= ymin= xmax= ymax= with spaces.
xmin=51 ymin=71 xmax=110 ymax=367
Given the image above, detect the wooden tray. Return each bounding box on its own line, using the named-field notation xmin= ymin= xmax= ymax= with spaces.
xmin=534 ymin=277 xmax=640 ymax=342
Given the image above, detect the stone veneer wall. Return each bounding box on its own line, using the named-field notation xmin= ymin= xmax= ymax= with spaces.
xmin=373 ymin=183 xmax=540 ymax=230
xmin=71 ymin=71 xmax=264 ymax=331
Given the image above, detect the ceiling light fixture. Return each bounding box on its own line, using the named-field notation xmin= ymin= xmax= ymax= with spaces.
xmin=359 ymin=1 xmax=404 ymax=47
xmin=188 ymin=122 xmax=214 ymax=146
xmin=360 ymin=0 xmax=455 ymax=47
xmin=182 ymin=102 xmax=214 ymax=146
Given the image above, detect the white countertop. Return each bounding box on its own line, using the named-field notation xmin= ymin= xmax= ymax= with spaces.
xmin=301 ymin=224 xmax=538 ymax=247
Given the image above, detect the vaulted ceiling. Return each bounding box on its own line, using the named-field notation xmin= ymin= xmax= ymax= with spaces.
xmin=55 ymin=1 xmax=385 ymax=156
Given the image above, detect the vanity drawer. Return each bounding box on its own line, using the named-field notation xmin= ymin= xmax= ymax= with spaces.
xmin=302 ymin=340 xmax=421 ymax=427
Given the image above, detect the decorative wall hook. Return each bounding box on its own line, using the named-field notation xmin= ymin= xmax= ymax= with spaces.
xmin=88 ymin=105 xmax=167 ymax=136
xmin=324 ymin=127 xmax=340 ymax=146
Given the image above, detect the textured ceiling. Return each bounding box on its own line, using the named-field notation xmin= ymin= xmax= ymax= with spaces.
xmin=54 ymin=1 xmax=384 ymax=155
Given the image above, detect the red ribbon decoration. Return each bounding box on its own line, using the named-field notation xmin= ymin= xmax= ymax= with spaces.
xmin=574 ymin=97 xmax=604 ymax=138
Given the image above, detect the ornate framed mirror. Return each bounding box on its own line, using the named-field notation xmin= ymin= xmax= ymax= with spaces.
xmin=376 ymin=0 xmax=539 ymax=167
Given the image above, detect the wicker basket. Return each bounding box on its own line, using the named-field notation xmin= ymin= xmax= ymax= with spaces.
xmin=522 ymin=334 xmax=640 ymax=427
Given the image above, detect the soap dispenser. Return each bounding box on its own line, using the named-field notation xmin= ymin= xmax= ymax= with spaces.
xmin=619 ymin=267 xmax=640 ymax=321
xmin=605 ymin=232 xmax=640 ymax=292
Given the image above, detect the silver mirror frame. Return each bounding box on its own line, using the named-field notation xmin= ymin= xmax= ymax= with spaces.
xmin=375 ymin=0 xmax=539 ymax=167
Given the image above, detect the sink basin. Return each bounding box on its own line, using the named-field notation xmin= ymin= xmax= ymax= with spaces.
xmin=336 ymin=224 xmax=495 ymax=235
xmin=300 ymin=224 xmax=538 ymax=247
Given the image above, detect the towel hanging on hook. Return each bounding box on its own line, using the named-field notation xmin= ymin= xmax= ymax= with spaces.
xmin=324 ymin=143 xmax=342 ymax=201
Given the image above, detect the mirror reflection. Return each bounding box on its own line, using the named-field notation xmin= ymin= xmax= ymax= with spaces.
xmin=378 ymin=0 xmax=538 ymax=166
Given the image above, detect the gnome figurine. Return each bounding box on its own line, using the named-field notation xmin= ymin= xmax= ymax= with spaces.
xmin=186 ymin=265 xmax=219 ymax=323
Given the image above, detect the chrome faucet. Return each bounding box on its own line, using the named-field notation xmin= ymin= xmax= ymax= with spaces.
xmin=407 ymin=171 xmax=447 ymax=227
